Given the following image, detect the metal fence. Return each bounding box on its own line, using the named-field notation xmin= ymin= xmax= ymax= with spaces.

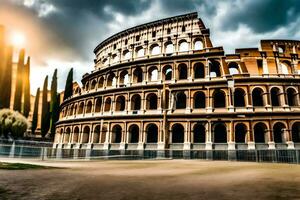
xmin=0 ymin=144 xmax=299 ymax=164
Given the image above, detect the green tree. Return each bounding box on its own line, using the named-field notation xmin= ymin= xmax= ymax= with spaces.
xmin=40 ymin=76 xmax=50 ymax=138
xmin=31 ymin=88 xmax=40 ymax=135
xmin=0 ymin=46 xmax=13 ymax=109
xmin=63 ymin=68 xmax=73 ymax=100
xmin=13 ymin=49 xmax=25 ymax=112
xmin=23 ymin=57 xmax=31 ymax=117
xmin=49 ymin=69 xmax=60 ymax=138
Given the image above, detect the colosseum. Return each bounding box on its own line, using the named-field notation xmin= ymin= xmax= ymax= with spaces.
xmin=54 ymin=12 xmax=300 ymax=151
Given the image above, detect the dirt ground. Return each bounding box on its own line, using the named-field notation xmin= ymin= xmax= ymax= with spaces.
xmin=0 ymin=158 xmax=300 ymax=200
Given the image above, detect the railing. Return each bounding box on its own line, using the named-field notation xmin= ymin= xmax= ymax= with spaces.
xmin=0 ymin=144 xmax=299 ymax=164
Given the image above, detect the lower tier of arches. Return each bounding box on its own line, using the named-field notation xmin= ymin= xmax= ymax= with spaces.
xmin=54 ymin=119 xmax=300 ymax=150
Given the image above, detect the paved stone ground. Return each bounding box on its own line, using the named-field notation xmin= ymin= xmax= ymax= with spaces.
xmin=0 ymin=158 xmax=300 ymax=200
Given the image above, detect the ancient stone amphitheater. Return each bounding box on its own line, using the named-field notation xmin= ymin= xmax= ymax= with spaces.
xmin=54 ymin=12 xmax=300 ymax=151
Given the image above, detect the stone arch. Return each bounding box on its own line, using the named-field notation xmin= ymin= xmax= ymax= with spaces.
xmin=148 ymin=66 xmax=158 ymax=82
xmin=85 ymin=82 xmax=89 ymax=91
xmin=90 ymin=79 xmax=97 ymax=90
xmin=78 ymin=102 xmax=84 ymax=114
xmin=172 ymin=123 xmax=184 ymax=143
xmin=228 ymin=62 xmax=240 ymax=75
xmin=209 ymin=60 xmax=221 ymax=77
xmin=213 ymin=123 xmax=227 ymax=143
xmin=287 ymin=87 xmax=298 ymax=106
xmin=104 ymin=97 xmax=111 ymax=112
xmin=100 ymin=126 xmax=107 ymax=143
xmin=131 ymin=94 xmax=141 ymax=110
xmin=68 ymin=104 xmax=74 ymax=116
xmin=194 ymin=62 xmax=205 ymax=79
xmin=146 ymin=123 xmax=158 ymax=143
xmin=115 ymin=95 xmax=126 ymax=111
xmin=123 ymin=50 xmax=131 ymax=60
xmin=179 ymin=39 xmax=188 ymax=52
xmin=178 ymin=63 xmax=188 ymax=79
xmin=93 ymin=125 xmax=101 ymax=143
xmin=98 ymin=77 xmax=104 ymax=88
xmin=73 ymin=126 xmax=80 ymax=143
xmin=165 ymin=41 xmax=174 ymax=54
xmin=119 ymin=70 xmax=129 ymax=86
xmin=254 ymin=122 xmax=268 ymax=143
xmin=193 ymin=123 xmax=206 ymax=143
xmin=235 ymin=123 xmax=247 ymax=143
xmin=234 ymin=88 xmax=246 ymax=107
xmin=292 ymin=122 xmax=300 ymax=143
xmin=150 ymin=43 xmax=160 ymax=55
xmin=280 ymin=61 xmax=291 ymax=74
xmin=194 ymin=91 xmax=206 ymax=108
xmin=194 ymin=38 xmax=203 ymax=50
xmin=270 ymin=87 xmax=281 ymax=106
xmin=94 ymin=97 xmax=102 ymax=113
xmin=273 ymin=122 xmax=286 ymax=143
xmin=82 ymin=126 xmax=90 ymax=143
xmin=64 ymin=127 xmax=71 ymax=143
xmin=111 ymin=124 xmax=122 ymax=143
xmin=252 ymin=87 xmax=265 ymax=107
xmin=133 ymin=67 xmax=143 ymax=83
xmin=146 ymin=93 xmax=158 ymax=110
xmin=213 ymin=89 xmax=226 ymax=108
xmin=128 ymin=124 xmax=139 ymax=143
xmin=136 ymin=46 xmax=144 ymax=57
xmin=163 ymin=65 xmax=172 ymax=81
xmin=175 ymin=91 xmax=186 ymax=109
xmin=107 ymin=73 xmax=116 ymax=87
xmin=85 ymin=100 xmax=93 ymax=113
xmin=73 ymin=104 xmax=78 ymax=115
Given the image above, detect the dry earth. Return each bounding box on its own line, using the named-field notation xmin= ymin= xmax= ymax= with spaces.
xmin=0 ymin=158 xmax=300 ymax=200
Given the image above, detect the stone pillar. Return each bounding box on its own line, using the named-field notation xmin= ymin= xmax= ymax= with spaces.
xmin=206 ymin=88 xmax=213 ymax=113
xmin=267 ymin=128 xmax=276 ymax=149
xmin=103 ymin=123 xmax=110 ymax=150
xmin=205 ymin=122 xmax=213 ymax=150
xmin=183 ymin=122 xmax=191 ymax=150
xmin=285 ymin=129 xmax=295 ymax=149
xmin=228 ymin=121 xmax=235 ymax=150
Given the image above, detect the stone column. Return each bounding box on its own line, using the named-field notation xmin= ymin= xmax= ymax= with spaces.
xmin=205 ymin=122 xmax=213 ymax=150
xmin=228 ymin=121 xmax=235 ymax=150
xmin=183 ymin=122 xmax=191 ymax=150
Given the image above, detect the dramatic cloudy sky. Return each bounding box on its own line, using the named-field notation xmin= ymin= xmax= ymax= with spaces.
xmin=1 ymin=0 xmax=300 ymax=94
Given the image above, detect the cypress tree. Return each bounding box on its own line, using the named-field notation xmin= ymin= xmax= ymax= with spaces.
xmin=49 ymin=69 xmax=59 ymax=138
xmin=0 ymin=46 xmax=13 ymax=109
xmin=31 ymin=88 xmax=40 ymax=135
xmin=13 ymin=49 xmax=25 ymax=112
xmin=63 ymin=68 xmax=73 ymax=100
xmin=41 ymin=75 xmax=49 ymax=138
xmin=23 ymin=57 xmax=31 ymax=117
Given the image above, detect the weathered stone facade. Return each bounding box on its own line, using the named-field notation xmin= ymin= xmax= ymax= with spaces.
xmin=54 ymin=12 xmax=300 ymax=150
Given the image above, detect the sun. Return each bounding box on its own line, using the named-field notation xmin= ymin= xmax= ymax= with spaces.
xmin=10 ymin=31 xmax=26 ymax=48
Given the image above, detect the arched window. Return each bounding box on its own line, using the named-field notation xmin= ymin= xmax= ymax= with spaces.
xmin=287 ymin=88 xmax=298 ymax=106
xmin=172 ymin=124 xmax=184 ymax=143
xmin=193 ymin=123 xmax=205 ymax=143
xmin=194 ymin=62 xmax=205 ymax=79
xmin=292 ymin=122 xmax=300 ymax=143
xmin=131 ymin=94 xmax=141 ymax=110
xmin=252 ymin=88 xmax=264 ymax=107
xmin=273 ymin=122 xmax=286 ymax=143
xmin=179 ymin=40 xmax=188 ymax=52
xmin=194 ymin=91 xmax=206 ymax=108
xmin=112 ymin=125 xmax=122 ymax=143
xmin=146 ymin=124 xmax=158 ymax=143
xmin=95 ymin=97 xmax=102 ymax=112
xmin=85 ymin=82 xmax=89 ymax=91
xmin=234 ymin=88 xmax=246 ymax=107
xmin=136 ymin=47 xmax=144 ymax=57
xmin=213 ymin=123 xmax=227 ymax=143
xmin=213 ymin=90 xmax=226 ymax=108
xmin=270 ymin=87 xmax=281 ymax=107
xmin=129 ymin=125 xmax=139 ymax=143
xmin=194 ymin=40 xmax=203 ymax=50
xmin=107 ymin=73 xmax=116 ymax=87
xmin=86 ymin=101 xmax=93 ymax=113
xmin=175 ymin=91 xmax=186 ymax=109
xmin=98 ymin=77 xmax=104 ymax=89
xmin=228 ymin=62 xmax=240 ymax=75
xmin=281 ymin=62 xmax=291 ymax=75
xmin=163 ymin=65 xmax=172 ymax=81
xmin=115 ymin=96 xmax=126 ymax=111
xmin=82 ymin=126 xmax=90 ymax=143
xmin=165 ymin=43 xmax=174 ymax=54
xmin=104 ymin=98 xmax=111 ymax=112
xmin=209 ymin=60 xmax=221 ymax=77
xmin=93 ymin=125 xmax=100 ymax=143
xmin=119 ymin=70 xmax=129 ymax=86
xmin=235 ymin=123 xmax=247 ymax=143
xmin=113 ymin=54 xmax=119 ymax=63
xmin=124 ymin=50 xmax=131 ymax=60
xmin=148 ymin=66 xmax=158 ymax=82
xmin=151 ymin=44 xmax=160 ymax=55
xmin=64 ymin=127 xmax=71 ymax=143
xmin=90 ymin=79 xmax=97 ymax=90
xmin=73 ymin=127 xmax=80 ymax=143
xmin=73 ymin=104 xmax=78 ymax=115
xmin=100 ymin=126 xmax=107 ymax=143
xmin=133 ymin=68 xmax=143 ymax=83
xmin=146 ymin=93 xmax=157 ymax=110
xmin=78 ymin=102 xmax=84 ymax=114
xmin=254 ymin=123 xmax=267 ymax=143
xmin=178 ymin=63 xmax=188 ymax=79
xmin=68 ymin=105 xmax=73 ymax=116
